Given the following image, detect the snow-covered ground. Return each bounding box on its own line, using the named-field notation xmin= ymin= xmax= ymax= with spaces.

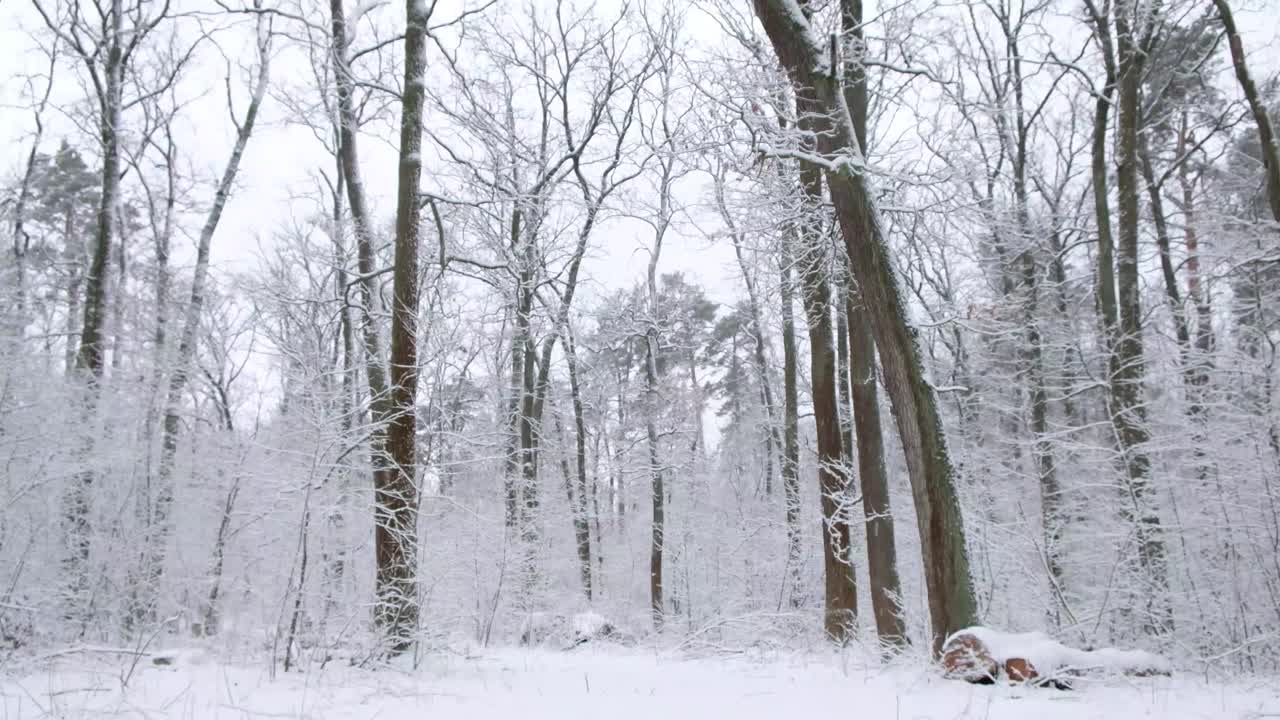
xmin=2 ymin=646 xmax=1277 ymax=719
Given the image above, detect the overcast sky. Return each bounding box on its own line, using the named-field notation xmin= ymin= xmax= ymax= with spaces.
xmin=2 ymin=0 xmax=1277 ymax=310
xmin=0 ymin=0 xmax=744 ymax=317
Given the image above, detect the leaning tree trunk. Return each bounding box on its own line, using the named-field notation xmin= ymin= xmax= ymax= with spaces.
xmin=376 ymin=0 xmax=428 ymax=653
xmin=754 ymin=0 xmax=978 ymax=654
xmin=138 ymin=35 xmax=270 ymax=625
xmin=1213 ymin=0 xmax=1280 ymax=223
xmin=522 ymin=193 xmax=608 ymax=598
xmin=331 ymin=0 xmax=394 ymax=523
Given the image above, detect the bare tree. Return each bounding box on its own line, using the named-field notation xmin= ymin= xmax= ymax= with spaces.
xmin=1084 ymin=0 xmax=1172 ymax=635
xmin=137 ymin=5 xmax=273 ymax=625
xmin=8 ymin=40 xmax=60 ymax=335
xmin=752 ymin=0 xmax=978 ymax=653
xmin=30 ymin=0 xmax=188 ymax=623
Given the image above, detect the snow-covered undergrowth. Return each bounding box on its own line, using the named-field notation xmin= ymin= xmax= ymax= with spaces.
xmin=2 ymin=646 xmax=1276 ymax=719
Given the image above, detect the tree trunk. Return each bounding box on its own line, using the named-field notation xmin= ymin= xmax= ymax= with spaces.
xmin=63 ymin=207 xmax=83 ymax=376
xmin=720 ymin=178 xmax=783 ymax=495
xmin=839 ymin=0 xmax=907 ymax=648
xmin=137 ymin=34 xmax=270 ymax=624
xmin=1177 ymin=114 xmax=1215 ymax=478
xmin=327 ymin=146 xmax=354 ymax=620
xmin=1003 ymin=23 xmax=1066 ymax=625
xmin=331 ymin=0 xmax=395 ymax=557
xmin=846 ymin=287 xmax=907 ymax=647
xmin=10 ymin=51 xmax=55 ymax=336
xmin=73 ymin=11 xmax=122 ymax=379
xmin=565 ymin=327 xmax=593 ymax=600
xmin=780 ymin=240 xmax=804 ymax=608
xmin=754 ymin=0 xmax=978 ymax=654
xmin=516 ymin=256 xmax=539 ymax=594
xmin=1213 ymin=0 xmax=1280 ymax=223
xmin=376 ymin=0 xmax=428 ymax=652
xmin=1114 ymin=2 xmax=1172 ymax=634
xmin=646 ymin=227 xmax=667 ymax=630
xmin=793 ymin=113 xmax=857 ymax=641
xmin=201 ymin=469 xmax=241 ymax=636
xmin=505 ymin=259 xmax=525 ymax=529
xmin=63 ymin=0 xmax=126 ymax=624
xmin=645 ymin=330 xmax=664 ymax=629
xmin=836 ymin=288 xmax=854 ymax=462
xmin=108 ymin=206 xmax=128 ymax=372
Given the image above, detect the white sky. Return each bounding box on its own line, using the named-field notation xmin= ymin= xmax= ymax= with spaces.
xmin=0 ymin=0 xmax=742 ymax=312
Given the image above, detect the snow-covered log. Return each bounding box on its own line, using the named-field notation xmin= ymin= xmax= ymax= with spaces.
xmin=518 ymin=612 xmax=633 ymax=649
xmin=941 ymin=627 xmax=1172 ymax=687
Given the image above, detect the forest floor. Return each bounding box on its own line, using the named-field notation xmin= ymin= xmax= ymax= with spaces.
xmin=2 ymin=644 xmax=1277 ymax=719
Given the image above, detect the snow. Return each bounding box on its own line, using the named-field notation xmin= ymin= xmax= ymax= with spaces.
xmin=3 ymin=646 xmax=1275 ymax=719
xmin=947 ymin=626 xmax=1173 ymax=677
xmin=518 ymin=611 xmax=628 ymax=648
xmin=571 ymin=611 xmax=609 ymax=638
xmin=346 ymin=0 xmax=387 ymax=28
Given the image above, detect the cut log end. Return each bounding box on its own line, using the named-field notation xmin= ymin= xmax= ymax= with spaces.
xmin=941 ymin=633 xmax=998 ymax=683
xmin=1004 ymin=657 xmax=1036 ymax=682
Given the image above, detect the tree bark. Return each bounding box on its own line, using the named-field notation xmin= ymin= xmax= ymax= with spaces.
xmin=794 ymin=105 xmax=857 ymax=641
xmin=753 ymin=0 xmax=979 ymax=653
xmin=565 ymin=326 xmax=593 ymax=600
xmin=331 ymin=0 xmax=394 ymax=513
xmin=836 ymin=289 xmax=854 ymax=462
xmin=780 ymin=239 xmax=804 ymax=608
xmin=646 ymin=207 xmax=668 ymax=631
xmin=376 ymin=0 xmax=428 ymax=652
xmin=1114 ymin=0 xmax=1172 ymax=634
xmin=327 ymin=142 xmax=354 ymax=620
xmin=839 ymin=0 xmax=907 ymax=648
xmin=73 ymin=8 xmax=122 ymax=379
xmin=1177 ymin=114 xmax=1214 ymax=420
xmin=846 ymin=288 xmax=907 ymax=646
